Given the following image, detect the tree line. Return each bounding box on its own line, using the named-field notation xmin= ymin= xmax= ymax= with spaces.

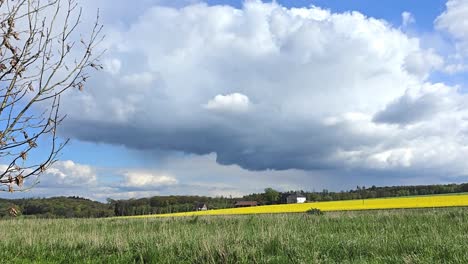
xmin=109 ymin=196 xmax=237 ymax=216
xmin=1 ymin=183 xmax=467 ymax=218
xmin=0 ymin=196 xmax=113 ymax=218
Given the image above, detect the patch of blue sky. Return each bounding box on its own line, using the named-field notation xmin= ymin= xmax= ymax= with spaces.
xmin=59 ymin=139 xmax=150 ymax=168
xmin=204 ymin=0 xmax=446 ymax=31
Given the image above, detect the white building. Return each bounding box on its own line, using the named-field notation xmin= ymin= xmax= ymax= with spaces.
xmin=194 ymin=203 xmax=208 ymax=211
xmin=286 ymin=194 xmax=307 ymax=204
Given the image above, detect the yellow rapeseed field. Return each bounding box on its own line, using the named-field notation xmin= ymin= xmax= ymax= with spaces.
xmin=121 ymin=193 xmax=468 ymax=219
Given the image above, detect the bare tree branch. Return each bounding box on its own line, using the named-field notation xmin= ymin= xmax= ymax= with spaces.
xmin=0 ymin=0 xmax=103 ymax=192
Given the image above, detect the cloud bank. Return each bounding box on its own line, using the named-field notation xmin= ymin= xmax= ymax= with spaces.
xmin=54 ymin=1 xmax=468 ymax=181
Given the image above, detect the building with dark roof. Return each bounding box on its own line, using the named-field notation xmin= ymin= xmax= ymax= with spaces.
xmin=194 ymin=203 xmax=208 ymax=211
xmin=234 ymin=201 xmax=258 ymax=207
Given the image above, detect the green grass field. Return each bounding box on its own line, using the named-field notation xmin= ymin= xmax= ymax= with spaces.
xmin=0 ymin=208 xmax=467 ymax=263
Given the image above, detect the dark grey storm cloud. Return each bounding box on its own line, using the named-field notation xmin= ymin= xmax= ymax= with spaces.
xmin=372 ymin=92 xmax=440 ymax=125
xmin=62 ymin=115 xmax=381 ymax=171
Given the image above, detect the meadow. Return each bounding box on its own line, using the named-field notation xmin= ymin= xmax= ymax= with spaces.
xmin=0 ymin=208 xmax=467 ymax=263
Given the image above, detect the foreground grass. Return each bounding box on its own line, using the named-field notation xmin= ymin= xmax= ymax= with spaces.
xmin=0 ymin=208 xmax=467 ymax=263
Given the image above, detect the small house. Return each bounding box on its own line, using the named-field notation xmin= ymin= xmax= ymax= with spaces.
xmin=234 ymin=201 xmax=258 ymax=207
xmin=194 ymin=203 xmax=208 ymax=211
xmin=286 ymin=194 xmax=306 ymax=204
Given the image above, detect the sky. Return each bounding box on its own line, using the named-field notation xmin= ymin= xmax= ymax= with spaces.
xmin=2 ymin=0 xmax=468 ymax=201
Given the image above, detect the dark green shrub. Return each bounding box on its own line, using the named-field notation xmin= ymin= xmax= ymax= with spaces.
xmin=306 ymin=208 xmax=324 ymax=216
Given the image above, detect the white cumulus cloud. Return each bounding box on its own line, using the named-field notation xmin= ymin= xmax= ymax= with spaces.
xmin=435 ymin=0 xmax=468 ymax=73
xmin=436 ymin=0 xmax=468 ymax=54
xmin=51 ymin=1 xmax=468 ymax=181
xmin=44 ymin=160 xmax=97 ymax=187
xmin=401 ymin=11 xmax=415 ymax=28
xmin=204 ymin=93 xmax=250 ymax=112
xmin=123 ymin=171 xmax=178 ymax=188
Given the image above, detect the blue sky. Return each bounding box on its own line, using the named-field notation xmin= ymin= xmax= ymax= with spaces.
xmin=200 ymin=0 xmax=447 ymax=29
xmin=2 ymin=0 xmax=468 ymax=201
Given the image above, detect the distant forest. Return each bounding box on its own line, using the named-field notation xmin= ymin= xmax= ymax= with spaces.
xmin=1 ymin=183 xmax=467 ymax=218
